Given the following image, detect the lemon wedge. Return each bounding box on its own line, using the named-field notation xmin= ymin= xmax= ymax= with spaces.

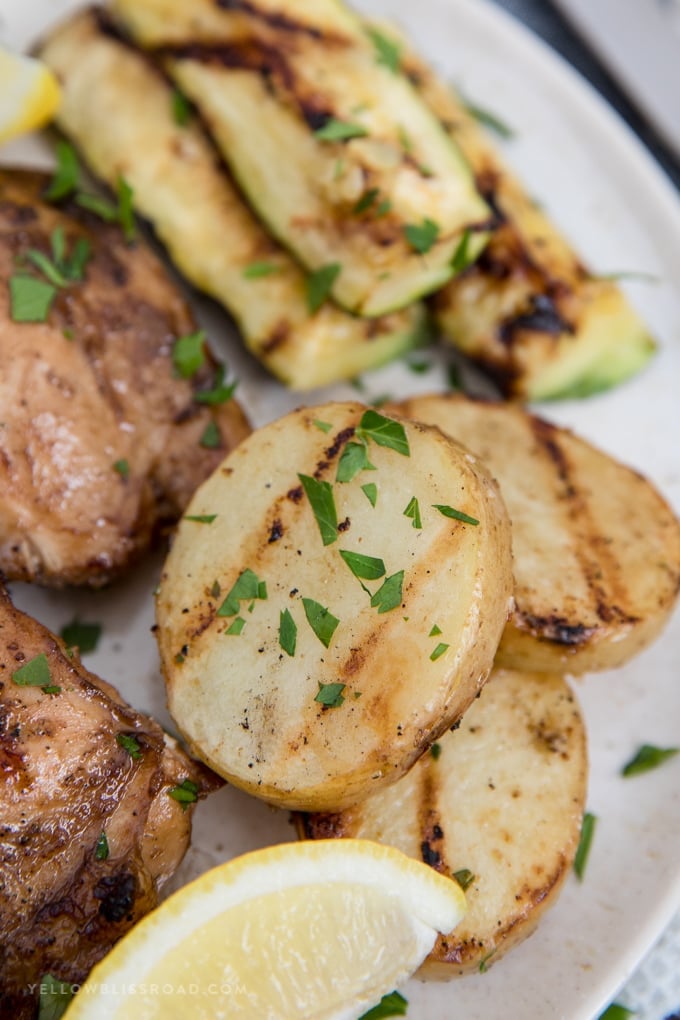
xmin=0 ymin=46 xmax=61 ymax=144
xmin=63 ymin=839 xmax=466 ymax=1020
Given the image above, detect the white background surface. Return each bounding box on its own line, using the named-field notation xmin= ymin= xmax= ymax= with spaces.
xmin=2 ymin=0 xmax=680 ymax=1017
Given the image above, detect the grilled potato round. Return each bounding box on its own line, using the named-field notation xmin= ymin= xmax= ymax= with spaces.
xmin=299 ymin=667 xmax=588 ymax=975
xmin=389 ymin=394 xmax=680 ymax=674
xmin=156 ymin=401 xmax=513 ymax=811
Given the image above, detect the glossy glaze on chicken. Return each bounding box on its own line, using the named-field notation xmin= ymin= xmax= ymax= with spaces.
xmin=0 ymin=168 xmax=250 ymax=588
xmin=0 ymin=583 xmax=217 ymax=1018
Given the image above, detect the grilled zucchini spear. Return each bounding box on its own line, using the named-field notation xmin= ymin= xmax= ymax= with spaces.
xmin=38 ymin=10 xmax=428 ymax=389
xmin=391 ymin=27 xmax=656 ymax=400
xmin=110 ymin=0 xmax=491 ymax=317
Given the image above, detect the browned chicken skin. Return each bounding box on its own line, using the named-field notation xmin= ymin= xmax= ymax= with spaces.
xmin=0 ymin=582 xmax=217 ymax=1018
xmin=0 ymin=168 xmax=250 ymax=587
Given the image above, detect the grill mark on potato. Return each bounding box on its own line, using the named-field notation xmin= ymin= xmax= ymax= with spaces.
xmin=527 ymin=415 xmax=640 ymax=633
xmin=417 ymin=762 xmax=449 ymax=874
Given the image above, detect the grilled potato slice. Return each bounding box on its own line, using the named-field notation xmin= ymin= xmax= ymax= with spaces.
xmin=299 ymin=667 xmax=587 ymax=976
xmin=391 ymin=27 xmax=655 ymax=400
xmin=156 ymin=401 xmax=513 ymax=811
xmin=37 ymin=10 xmax=427 ymax=389
xmin=389 ymin=393 xmax=680 ymax=673
xmin=111 ymin=0 xmax=490 ymax=317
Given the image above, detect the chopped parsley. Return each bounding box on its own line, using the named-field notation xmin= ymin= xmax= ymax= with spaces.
xmin=217 ymin=568 xmax=268 ymax=617
xmin=430 ymin=743 xmax=442 ymax=760
xmin=370 ymin=570 xmax=404 ymax=614
xmin=9 ymin=275 xmax=56 ymax=323
xmin=23 ymin=248 xmax=68 ymax=287
xmin=358 ymin=990 xmax=408 ymax=1019
xmin=60 ymin=619 xmax=102 ymax=653
xmin=117 ymin=177 xmax=135 ymax=242
xmin=306 ymin=262 xmax=342 ymax=313
xmin=199 ymin=420 xmax=221 ymax=449
xmin=10 ymin=228 xmax=93 ymax=323
xmin=44 ymin=141 xmax=81 ymax=201
xmin=313 ymin=419 xmax=333 ymax=433
xmin=361 ymin=482 xmax=378 ymax=507
xmin=38 ymin=973 xmax=75 ymax=1020
xmin=573 ymin=811 xmax=597 ymax=881
xmin=621 ymin=744 xmax=679 ymax=777
xmin=225 ymin=616 xmax=246 ymax=635
xmin=353 ymin=187 xmax=380 ymax=215
xmin=406 ymin=357 xmax=430 ymax=374
xmin=479 ymin=949 xmax=496 ymax=973
xmin=598 ymin=1006 xmax=636 ymax=1020
xmin=336 ymin=440 xmax=375 ymax=483
xmin=433 ymin=504 xmax=480 ymax=526
xmin=75 ymin=176 xmax=136 ymax=242
xmin=453 ymin=868 xmax=475 ymax=891
xmin=339 ymin=549 xmax=386 ymax=581
xmin=447 ymin=362 xmax=462 ymax=390
xmin=172 ymin=87 xmax=192 ymax=126
xmin=194 ymin=364 xmax=238 ymax=405
xmin=315 ymin=681 xmax=346 ymax=708
xmin=184 ymin=514 xmax=217 ymax=524
xmin=429 ymin=624 xmax=442 ymax=637
xmin=113 ymin=459 xmax=129 ymax=478
xmin=366 ymin=28 xmax=402 ymax=74
xmin=403 ymin=496 xmax=422 ymax=529
xmin=462 ymin=97 xmax=514 ymax=139
xmin=376 ymin=198 xmax=392 ymax=217
xmin=243 ymin=260 xmax=280 ymax=279
xmin=451 ymin=228 xmax=473 ymax=272
xmin=430 ymin=642 xmax=450 ymax=661
xmin=279 ymin=608 xmax=297 ymax=656
xmin=116 ymin=733 xmax=143 ymax=760
xmin=12 ymin=653 xmax=52 ymax=688
xmin=168 ymin=778 xmax=200 ymax=808
xmin=298 ymin=473 xmax=338 ymax=546
xmin=403 ymin=217 xmax=439 ymax=255
xmin=314 ymin=118 xmax=368 ymax=142
xmin=302 ymin=598 xmax=340 ymax=648
xmin=356 ymin=409 xmax=410 ymax=456
xmin=95 ymin=832 xmax=109 ymax=861
xmin=172 ymin=330 xmax=206 ymax=378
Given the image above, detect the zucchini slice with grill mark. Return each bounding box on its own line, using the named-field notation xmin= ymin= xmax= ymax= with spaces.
xmin=110 ymin=0 xmax=491 ymax=317
xmin=387 ymin=23 xmax=656 ymax=400
xmin=38 ymin=9 xmax=428 ymax=389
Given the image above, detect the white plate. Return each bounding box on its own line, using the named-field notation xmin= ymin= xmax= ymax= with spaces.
xmin=2 ymin=1 xmax=680 ymax=1018
xmin=552 ymin=0 xmax=680 ymax=161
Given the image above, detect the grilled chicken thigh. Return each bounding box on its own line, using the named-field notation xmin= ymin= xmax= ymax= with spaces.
xmin=0 ymin=168 xmax=250 ymax=587
xmin=0 ymin=583 xmax=216 ymax=1019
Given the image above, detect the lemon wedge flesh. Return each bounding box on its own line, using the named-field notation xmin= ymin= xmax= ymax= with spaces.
xmin=0 ymin=46 xmax=60 ymax=144
xmin=63 ymin=839 xmax=466 ymax=1020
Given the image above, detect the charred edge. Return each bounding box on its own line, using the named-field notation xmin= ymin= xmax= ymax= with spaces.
xmin=296 ymin=811 xmax=347 ymax=839
xmin=93 ymin=872 xmax=136 ymax=923
xmin=260 ymin=320 xmax=291 ymax=355
xmin=268 ymin=519 xmax=283 ymax=543
xmin=314 ymin=426 xmax=356 ymax=478
xmin=499 ymin=293 xmax=574 ymax=344
xmin=324 ymin=426 xmax=355 ymax=463
xmin=215 ymin=0 xmax=329 ymax=40
xmin=518 ymin=612 xmax=597 ymax=647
